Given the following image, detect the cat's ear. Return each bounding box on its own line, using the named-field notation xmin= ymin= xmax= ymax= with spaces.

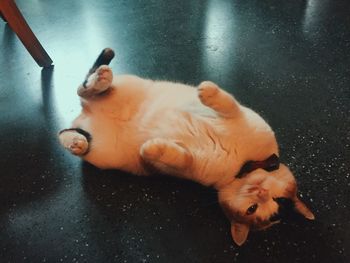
xmin=294 ymin=196 xmax=315 ymax=220
xmin=231 ymin=222 xmax=250 ymax=246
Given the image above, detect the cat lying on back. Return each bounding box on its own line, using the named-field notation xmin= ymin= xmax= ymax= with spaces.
xmin=59 ymin=48 xmax=314 ymax=245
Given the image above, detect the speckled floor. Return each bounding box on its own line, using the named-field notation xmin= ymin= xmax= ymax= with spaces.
xmin=0 ymin=0 xmax=349 ymax=262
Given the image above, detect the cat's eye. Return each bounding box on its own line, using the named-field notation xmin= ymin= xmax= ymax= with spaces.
xmin=246 ymin=203 xmax=258 ymax=215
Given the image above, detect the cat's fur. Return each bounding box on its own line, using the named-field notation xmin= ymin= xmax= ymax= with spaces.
xmin=59 ymin=49 xmax=314 ymax=245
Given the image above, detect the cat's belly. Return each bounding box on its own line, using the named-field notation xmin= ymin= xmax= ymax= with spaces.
xmin=77 ymin=78 xmax=275 ymax=184
xmin=83 ymin=104 xmax=231 ymax=182
xmin=136 ymin=108 xmax=235 ymax=183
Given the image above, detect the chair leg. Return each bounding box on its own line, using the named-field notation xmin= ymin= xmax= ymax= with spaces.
xmin=0 ymin=0 xmax=53 ymax=67
xmin=0 ymin=10 xmax=6 ymax=21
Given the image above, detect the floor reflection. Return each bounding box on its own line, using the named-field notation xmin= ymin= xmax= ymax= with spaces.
xmin=202 ymin=0 xmax=237 ymax=82
xmin=302 ymin=0 xmax=331 ymax=39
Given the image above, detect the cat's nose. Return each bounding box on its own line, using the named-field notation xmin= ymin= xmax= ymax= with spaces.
xmin=258 ymin=188 xmax=269 ymax=201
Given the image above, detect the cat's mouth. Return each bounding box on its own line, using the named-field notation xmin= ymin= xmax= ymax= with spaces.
xmin=251 ymin=215 xmax=281 ymax=231
xmin=252 ymin=197 xmax=295 ymax=230
xmin=269 ymin=213 xmax=282 ymax=222
xmin=269 ymin=197 xmax=295 ymax=222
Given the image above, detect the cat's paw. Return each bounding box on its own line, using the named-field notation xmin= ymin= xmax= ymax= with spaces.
xmin=69 ymin=137 xmax=89 ymax=155
xmin=59 ymin=130 xmax=89 ymax=156
xmin=140 ymin=139 xmax=193 ymax=170
xmin=198 ymin=81 xmax=220 ymax=106
xmin=84 ymin=65 xmax=113 ymax=93
xmin=140 ymin=139 xmax=167 ymax=161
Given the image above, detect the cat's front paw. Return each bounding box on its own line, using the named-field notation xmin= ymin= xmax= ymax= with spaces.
xmin=84 ymin=65 xmax=113 ymax=93
xmin=59 ymin=130 xmax=89 ymax=156
xmin=140 ymin=139 xmax=167 ymax=161
xmin=198 ymin=81 xmax=220 ymax=106
xmin=140 ymin=138 xmax=193 ymax=170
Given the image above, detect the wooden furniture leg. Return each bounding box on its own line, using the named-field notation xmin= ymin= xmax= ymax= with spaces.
xmin=0 ymin=0 xmax=53 ymax=67
xmin=0 ymin=10 xmax=6 ymax=21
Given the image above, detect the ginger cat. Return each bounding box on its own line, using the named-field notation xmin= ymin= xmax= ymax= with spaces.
xmin=59 ymin=49 xmax=314 ymax=245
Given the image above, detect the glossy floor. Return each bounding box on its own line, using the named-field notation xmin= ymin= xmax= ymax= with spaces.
xmin=0 ymin=0 xmax=349 ymax=262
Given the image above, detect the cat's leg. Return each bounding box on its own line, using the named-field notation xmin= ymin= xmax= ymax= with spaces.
xmin=58 ymin=129 xmax=90 ymax=156
xmin=140 ymin=138 xmax=193 ymax=172
xmin=77 ymin=65 xmax=113 ymax=98
xmin=198 ymin=81 xmax=240 ymax=118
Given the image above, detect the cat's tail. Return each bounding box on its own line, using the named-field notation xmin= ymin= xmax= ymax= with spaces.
xmin=85 ymin=48 xmax=115 ymax=80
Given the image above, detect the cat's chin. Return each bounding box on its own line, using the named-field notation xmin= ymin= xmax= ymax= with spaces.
xmin=239 ymin=166 xmax=295 ymax=198
xmin=240 ymin=169 xmax=269 ymax=185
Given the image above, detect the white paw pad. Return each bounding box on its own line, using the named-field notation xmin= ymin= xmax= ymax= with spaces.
xmin=59 ymin=131 xmax=89 ymax=156
xmin=84 ymin=65 xmax=113 ymax=93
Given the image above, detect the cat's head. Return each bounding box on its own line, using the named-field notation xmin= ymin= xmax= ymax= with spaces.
xmin=218 ymin=164 xmax=314 ymax=246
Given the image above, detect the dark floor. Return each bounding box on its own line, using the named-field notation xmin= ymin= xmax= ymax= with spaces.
xmin=0 ymin=0 xmax=349 ymax=262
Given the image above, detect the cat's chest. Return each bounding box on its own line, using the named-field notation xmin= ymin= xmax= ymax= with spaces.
xmin=89 ymin=94 xmax=140 ymax=122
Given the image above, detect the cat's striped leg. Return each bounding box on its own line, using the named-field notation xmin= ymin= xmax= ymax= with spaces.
xmin=77 ymin=65 xmax=113 ymax=98
xmin=58 ymin=129 xmax=90 ymax=156
xmin=198 ymin=81 xmax=240 ymax=118
xmin=140 ymin=138 xmax=193 ymax=172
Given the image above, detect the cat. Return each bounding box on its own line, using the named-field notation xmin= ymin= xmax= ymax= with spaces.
xmin=59 ymin=48 xmax=315 ymax=245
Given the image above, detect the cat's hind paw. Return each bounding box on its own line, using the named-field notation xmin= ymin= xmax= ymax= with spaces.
xmin=86 ymin=65 xmax=113 ymax=91
xmin=59 ymin=130 xmax=89 ymax=156
xmin=79 ymin=65 xmax=113 ymax=96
